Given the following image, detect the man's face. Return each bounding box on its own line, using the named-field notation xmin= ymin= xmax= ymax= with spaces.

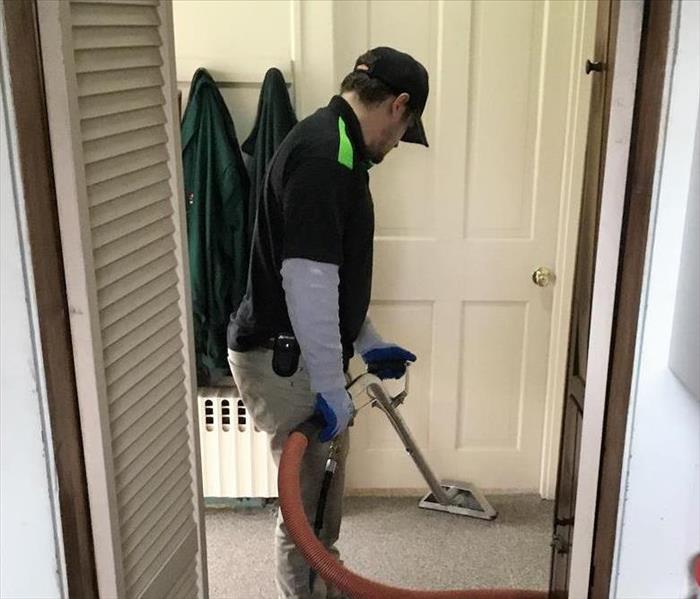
xmin=366 ymin=94 xmax=413 ymax=164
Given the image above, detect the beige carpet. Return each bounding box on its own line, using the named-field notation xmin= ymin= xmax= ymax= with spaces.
xmin=205 ymin=494 xmax=553 ymax=599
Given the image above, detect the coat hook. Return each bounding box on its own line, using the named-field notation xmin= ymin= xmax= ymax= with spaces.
xmin=585 ymin=59 xmax=604 ymax=74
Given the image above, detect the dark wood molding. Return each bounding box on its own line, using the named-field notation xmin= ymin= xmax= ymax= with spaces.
xmin=2 ymin=1 xmax=98 ymax=596
xmin=549 ymin=1 xmax=619 ymax=594
xmin=589 ymin=1 xmax=673 ymax=596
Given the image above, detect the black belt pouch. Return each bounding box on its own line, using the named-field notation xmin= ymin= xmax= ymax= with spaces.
xmin=272 ymin=333 xmax=301 ymax=377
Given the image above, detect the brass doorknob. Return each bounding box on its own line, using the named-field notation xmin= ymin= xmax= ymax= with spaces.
xmin=532 ymin=267 xmax=556 ymax=287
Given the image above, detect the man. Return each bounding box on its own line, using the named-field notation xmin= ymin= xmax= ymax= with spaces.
xmin=227 ymin=47 xmax=430 ymax=599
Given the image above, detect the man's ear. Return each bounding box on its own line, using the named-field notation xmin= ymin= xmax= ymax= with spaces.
xmin=393 ymin=92 xmax=411 ymax=117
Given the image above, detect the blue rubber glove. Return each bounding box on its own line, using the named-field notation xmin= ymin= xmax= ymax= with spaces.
xmin=314 ymin=388 xmax=354 ymax=442
xmin=361 ymin=345 xmax=417 ymax=380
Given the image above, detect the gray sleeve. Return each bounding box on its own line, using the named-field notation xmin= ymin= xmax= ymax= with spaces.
xmin=281 ymin=258 xmax=346 ymax=393
xmin=353 ymin=317 xmax=385 ymax=355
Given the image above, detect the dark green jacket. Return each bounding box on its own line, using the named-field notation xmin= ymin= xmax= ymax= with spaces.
xmin=182 ymin=68 xmax=250 ymax=384
xmin=242 ymin=68 xmax=297 ymax=239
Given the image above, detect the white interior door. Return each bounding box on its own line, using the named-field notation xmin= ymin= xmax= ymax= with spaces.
xmin=343 ymin=0 xmax=596 ymax=492
xmin=37 ymin=1 xmax=207 ymax=597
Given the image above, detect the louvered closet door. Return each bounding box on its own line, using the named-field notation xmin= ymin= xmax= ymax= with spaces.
xmin=37 ymin=1 xmax=207 ymax=597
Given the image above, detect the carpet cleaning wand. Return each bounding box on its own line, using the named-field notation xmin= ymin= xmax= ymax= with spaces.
xmin=347 ymin=366 xmax=497 ymax=519
xmin=280 ymin=366 xmax=542 ymax=599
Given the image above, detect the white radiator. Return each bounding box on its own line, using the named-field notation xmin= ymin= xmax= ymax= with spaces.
xmin=198 ymin=387 xmax=278 ymax=498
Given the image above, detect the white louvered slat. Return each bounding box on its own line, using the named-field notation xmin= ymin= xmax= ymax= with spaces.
xmin=39 ymin=0 xmax=204 ymax=595
xmin=100 ymin=281 xmax=177 ymax=344
xmin=121 ymin=472 xmax=191 ymax=556
xmin=100 ymin=269 xmax=178 ymax=328
xmin=110 ymin=369 xmax=184 ymax=438
xmin=109 ymin=348 xmax=182 ymax=413
xmin=84 ymin=127 xmax=168 ymax=165
xmin=126 ymin=504 xmax=195 ymax=589
xmin=81 ymin=105 xmax=165 ymax=141
xmin=123 ymin=492 xmax=193 ymax=578
xmin=107 ymin=327 xmax=181 ymax=393
xmin=88 ymin=162 xmax=170 ymax=206
xmin=71 ymin=2 xmax=160 ymax=27
xmin=112 ymin=395 xmax=185 ymax=478
xmin=127 ymin=515 xmax=195 ymax=599
xmin=75 ymin=46 xmax=163 ymax=74
xmin=94 ymin=218 xmax=174 ymax=272
xmin=103 ymin=301 xmax=179 ymax=366
xmin=168 ymin=562 xmax=197 ymax=599
xmin=121 ymin=465 xmax=191 ymax=547
xmin=95 ymin=218 xmax=173 ymax=274
xmin=85 ymin=144 xmax=167 ymax=184
xmin=92 ymin=199 xmax=170 ymax=248
xmin=179 ymin=580 xmax=198 ymax=599
xmin=73 ymin=26 xmax=161 ymax=50
xmin=138 ymin=529 xmax=199 ymax=599
xmin=90 ymin=179 xmax=170 ymax=226
xmin=114 ymin=404 xmax=184 ymax=474
xmin=117 ymin=435 xmax=189 ymax=510
xmin=118 ymin=442 xmax=190 ymax=527
xmin=96 ymin=236 xmax=175 ymax=291
xmin=79 ymin=87 xmax=164 ymax=120
xmin=175 ymin=576 xmax=198 ymax=599
xmin=98 ymin=254 xmax=176 ymax=312
xmin=77 ymin=67 xmax=164 ymax=97
xmin=116 ymin=423 xmax=189 ymax=504
xmin=102 ymin=289 xmax=179 ymax=353
xmin=112 ymin=386 xmax=186 ymax=463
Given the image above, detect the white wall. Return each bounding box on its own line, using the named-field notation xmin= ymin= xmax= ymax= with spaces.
xmin=172 ymin=0 xmax=296 ymax=142
xmin=612 ymin=2 xmax=700 ymax=597
xmin=0 ymin=9 xmax=65 ymax=598
xmin=172 ymin=0 xmax=339 ymax=141
xmin=669 ymin=113 xmax=700 ymax=399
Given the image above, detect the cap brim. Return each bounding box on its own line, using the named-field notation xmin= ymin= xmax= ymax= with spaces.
xmin=401 ymin=114 xmax=429 ymax=147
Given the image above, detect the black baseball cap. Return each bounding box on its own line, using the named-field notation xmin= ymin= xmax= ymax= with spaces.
xmin=354 ymin=47 xmax=429 ymax=147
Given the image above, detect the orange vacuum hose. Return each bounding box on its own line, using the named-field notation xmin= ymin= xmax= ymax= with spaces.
xmin=278 ymin=430 xmax=548 ymax=599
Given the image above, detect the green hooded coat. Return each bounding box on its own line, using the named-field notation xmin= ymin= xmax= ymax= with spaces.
xmin=182 ymin=68 xmax=250 ymax=384
xmin=241 ymin=67 xmax=297 ymax=240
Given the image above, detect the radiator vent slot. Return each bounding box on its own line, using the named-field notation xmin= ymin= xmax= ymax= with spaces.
xmin=221 ymin=399 xmax=230 ymax=432
xmin=204 ymin=399 xmax=214 ymax=432
xmin=198 ymin=388 xmax=277 ymax=498
xmin=237 ymin=399 xmax=246 ymax=432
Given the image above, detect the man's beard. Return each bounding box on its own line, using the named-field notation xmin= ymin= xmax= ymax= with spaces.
xmin=368 ymin=149 xmax=385 ymax=164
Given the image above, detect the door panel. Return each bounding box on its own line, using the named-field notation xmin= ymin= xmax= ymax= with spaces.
xmin=364 ymin=302 xmax=433 ymax=452
xmin=465 ymin=0 xmax=541 ymax=239
xmin=345 ymin=0 xmax=596 ymax=491
xmin=37 ymin=1 xmax=206 ymax=597
xmin=550 ymin=0 xmax=617 ymax=595
xmin=458 ymin=301 xmax=528 ymax=450
xmin=369 ymin=0 xmax=436 ymax=237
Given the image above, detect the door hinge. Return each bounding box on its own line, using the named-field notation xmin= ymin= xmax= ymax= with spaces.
xmin=551 ymin=533 xmax=571 ymax=555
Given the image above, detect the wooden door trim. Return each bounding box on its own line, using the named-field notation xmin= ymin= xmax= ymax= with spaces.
xmin=1 ymin=1 xmax=98 ymax=597
xmin=565 ymin=0 xmax=645 ymax=594
xmin=589 ymin=1 xmax=673 ymax=596
xmin=539 ymin=0 xmax=605 ymax=500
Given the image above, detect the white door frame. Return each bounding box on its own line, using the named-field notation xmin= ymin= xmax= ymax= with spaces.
xmin=567 ymin=1 xmax=645 ymax=595
xmin=538 ymin=0 xmax=599 ymax=500
xmin=538 ymin=0 xmax=644 ymax=502
xmin=26 ymin=0 xmax=646 ymax=594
